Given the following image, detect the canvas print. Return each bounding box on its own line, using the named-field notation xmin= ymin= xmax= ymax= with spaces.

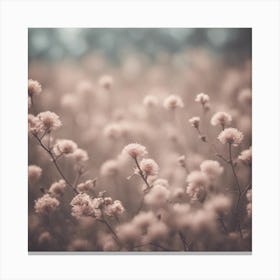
xmin=28 ymin=28 xmax=252 ymax=252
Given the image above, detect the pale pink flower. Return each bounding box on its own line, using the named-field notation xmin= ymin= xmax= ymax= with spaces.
xmin=238 ymin=147 xmax=252 ymax=165
xmin=186 ymin=171 xmax=209 ymax=201
xmin=139 ymin=158 xmax=159 ymax=177
xmin=217 ymin=128 xmax=244 ymax=146
xmin=28 ymin=114 xmax=42 ymax=135
xmin=163 ymin=94 xmax=184 ymax=110
xmin=143 ymin=95 xmax=159 ymax=107
xmin=99 ymin=75 xmax=113 ymax=90
xmin=186 ymin=171 xmax=209 ymax=188
xmin=105 ymin=200 xmax=125 ymax=216
xmin=211 ymin=112 xmax=232 ymax=127
xmin=49 ymin=179 xmax=66 ymax=197
xmin=70 ymin=193 xmax=96 ymax=218
xmin=28 ymin=79 xmax=42 ymax=97
xmin=122 ymin=143 xmax=147 ymax=159
xmin=189 ymin=209 xmax=216 ymax=231
xmin=77 ymin=180 xmax=95 ymax=193
xmin=103 ymin=123 xmax=122 ymax=139
xmin=186 ymin=184 xmax=207 ymax=202
xmin=189 ymin=116 xmax=200 ymax=129
xmin=100 ymin=159 xmax=119 ymax=177
xmin=34 ymin=194 xmax=59 ymax=215
xmin=152 ymin=178 xmax=169 ymax=188
xmin=144 ymin=185 xmax=170 ymax=207
xmin=28 ymin=165 xmax=42 ymax=184
xmin=132 ymin=211 xmax=157 ymax=229
xmin=117 ymin=223 xmax=141 ymax=243
xmin=54 ymin=139 xmax=77 ymax=155
xmin=145 ymin=221 xmax=169 ymax=242
xmin=195 ymin=92 xmax=210 ymax=105
xmin=37 ymin=111 xmax=62 ymax=132
xmin=172 ymin=203 xmax=191 ymax=228
xmin=200 ymin=160 xmax=224 ymax=181
xmin=204 ymin=195 xmax=231 ymax=214
xmin=71 ymin=148 xmax=89 ymax=162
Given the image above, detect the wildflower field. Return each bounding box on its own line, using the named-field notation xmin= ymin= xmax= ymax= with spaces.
xmin=28 ymin=29 xmax=252 ymax=252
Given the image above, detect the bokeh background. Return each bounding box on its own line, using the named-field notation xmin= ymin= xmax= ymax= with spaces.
xmin=28 ymin=28 xmax=252 ymax=252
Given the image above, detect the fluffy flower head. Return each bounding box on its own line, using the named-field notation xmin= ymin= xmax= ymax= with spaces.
xmin=195 ymin=93 xmax=210 ymax=105
xmin=217 ymin=128 xmax=244 ymax=146
xmin=238 ymin=147 xmax=252 ymax=165
xmin=28 ymin=165 xmax=42 ymax=184
xmin=37 ymin=111 xmax=62 ymax=132
xmin=70 ymin=193 xmax=97 ymax=218
xmin=54 ymin=139 xmax=78 ymax=155
xmin=211 ymin=112 xmax=232 ymax=127
xmin=163 ymin=95 xmax=184 ymax=110
xmin=200 ymin=160 xmax=224 ymax=181
xmin=49 ymin=179 xmax=66 ymax=197
xmin=34 ymin=194 xmax=59 ymax=215
xmin=139 ymin=158 xmax=159 ymax=177
xmin=28 ymin=79 xmax=42 ymax=97
xmin=189 ymin=116 xmax=200 ymax=129
xmin=122 ymin=143 xmax=147 ymax=159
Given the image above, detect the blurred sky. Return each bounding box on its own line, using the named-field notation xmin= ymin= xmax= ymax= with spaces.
xmin=28 ymin=28 xmax=251 ymax=63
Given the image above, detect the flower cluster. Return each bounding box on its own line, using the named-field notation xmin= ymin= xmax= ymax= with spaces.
xmin=34 ymin=194 xmax=60 ymax=215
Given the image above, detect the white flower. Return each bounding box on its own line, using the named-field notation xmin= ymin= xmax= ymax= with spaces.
xmin=195 ymin=93 xmax=210 ymax=105
xmin=100 ymin=159 xmax=119 ymax=177
xmin=70 ymin=193 xmax=96 ymax=219
xmin=54 ymin=139 xmax=78 ymax=155
xmin=122 ymin=143 xmax=147 ymax=159
xmin=139 ymin=158 xmax=159 ymax=177
xmin=238 ymin=147 xmax=252 ymax=165
xmin=37 ymin=111 xmax=62 ymax=132
xmin=28 ymin=79 xmax=42 ymax=97
xmin=217 ymin=128 xmax=244 ymax=146
xmin=35 ymin=194 xmax=59 ymax=215
xmin=71 ymin=148 xmax=89 ymax=162
xmin=189 ymin=117 xmax=200 ymax=129
xmin=77 ymin=179 xmax=95 ymax=193
xmin=28 ymin=165 xmax=42 ymax=184
xmin=211 ymin=112 xmax=232 ymax=127
xmin=144 ymin=185 xmax=170 ymax=207
xmin=200 ymin=160 xmax=224 ymax=181
xmin=49 ymin=179 xmax=66 ymax=197
xmin=105 ymin=200 xmax=125 ymax=216
xmin=163 ymin=95 xmax=184 ymax=110
xmin=186 ymin=171 xmax=209 ymax=188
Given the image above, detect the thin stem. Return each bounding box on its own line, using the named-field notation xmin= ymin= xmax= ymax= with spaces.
xmin=133 ymin=157 xmax=151 ymax=190
xmin=178 ymin=231 xmax=188 ymax=251
xmin=33 ymin=133 xmax=78 ymax=194
xmin=228 ymin=143 xmax=243 ymax=238
xmin=228 ymin=143 xmax=242 ymax=196
xmin=218 ymin=215 xmax=228 ymax=234
xmin=98 ymin=218 xmax=122 ymax=247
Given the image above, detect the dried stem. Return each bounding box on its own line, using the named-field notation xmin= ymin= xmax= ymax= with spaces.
xmin=97 ymin=218 xmax=122 ymax=247
xmin=33 ymin=133 xmax=78 ymax=194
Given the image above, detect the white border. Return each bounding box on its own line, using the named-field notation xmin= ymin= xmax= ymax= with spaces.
xmin=1 ymin=1 xmax=279 ymax=279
